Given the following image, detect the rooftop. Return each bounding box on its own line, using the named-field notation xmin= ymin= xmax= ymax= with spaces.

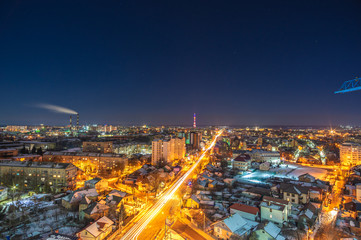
xmin=0 ymin=160 xmax=73 ymax=169
xmin=230 ymin=203 xmax=259 ymax=215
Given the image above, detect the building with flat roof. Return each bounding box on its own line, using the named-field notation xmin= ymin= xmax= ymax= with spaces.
xmin=0 ymin=160 xmax=78 ymax=192
xmin=340 ymin=142 xmax=361 ymax=166
xmin=152 ymin=137 xmax=185 ymax=166
xmin=82 ymin=141 xmax=113 ymax=153
xmin=43 ymin=151 xmax=127 ymax=175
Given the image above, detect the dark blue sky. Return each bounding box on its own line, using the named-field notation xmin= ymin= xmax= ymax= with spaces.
xmin=1 ymin=0 xmax=361 ymax=126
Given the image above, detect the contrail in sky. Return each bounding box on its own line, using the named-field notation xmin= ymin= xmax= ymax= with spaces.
xmin=36 ymin=103 xmax=78 ymax=114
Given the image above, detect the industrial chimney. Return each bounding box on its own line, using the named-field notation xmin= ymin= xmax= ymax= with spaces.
xmin=77 ymin=113 xmax=79 ymax=129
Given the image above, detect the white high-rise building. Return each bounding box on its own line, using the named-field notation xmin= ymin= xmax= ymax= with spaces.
xmin=152 ymin=137 xmax=185 ymax=166
xmin=340 ymin=142 xmax=361 ymax=166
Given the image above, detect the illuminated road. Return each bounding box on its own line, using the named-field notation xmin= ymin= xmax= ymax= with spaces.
xmin=118 ymin=130 xmax=223 ymax=240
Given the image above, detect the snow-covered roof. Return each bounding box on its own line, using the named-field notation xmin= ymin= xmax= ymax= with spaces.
xmin=223 ymin=213 xmax=248 ymax=232
xmin=305 ymin=209 xmax=313 ymax=219
xmin=222 ymin=213 xmax=258 ymax=236
xmin=45 ymin=233 xmax=78 ymax=240
xmin=63 ymin=188 xmax=99 ymax=203
xmin=83 ymin=216 xmax=114 ymax=237
xmin=264 ymin=222 xmax=281 ymax=238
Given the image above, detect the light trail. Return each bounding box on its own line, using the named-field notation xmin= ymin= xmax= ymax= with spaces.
xmin=120 ymin=130 xmax=223 ymax=240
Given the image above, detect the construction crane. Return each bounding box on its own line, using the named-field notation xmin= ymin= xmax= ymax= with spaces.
xmin=335 ymin=77 xmax=361 ymax=94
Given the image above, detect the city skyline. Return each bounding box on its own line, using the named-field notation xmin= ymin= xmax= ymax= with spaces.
xmin=1 ymin=1 xmax=361 ymax=126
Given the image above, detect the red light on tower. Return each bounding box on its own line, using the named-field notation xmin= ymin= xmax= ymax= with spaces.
xmin=193 ymin=113 xmax=196 ymax=128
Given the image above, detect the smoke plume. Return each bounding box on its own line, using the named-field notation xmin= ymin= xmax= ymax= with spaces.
xmin=36 ymin=103 xmax=78 ymax=114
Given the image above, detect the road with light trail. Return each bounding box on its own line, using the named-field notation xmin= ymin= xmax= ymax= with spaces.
xmin=117 ymin=130 xmax=223 ymax=240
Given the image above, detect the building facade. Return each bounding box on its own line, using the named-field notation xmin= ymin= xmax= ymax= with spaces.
xmin=0 ymin=161 xmax=78 ymax=192
xmin=260 ymin=196 xmax=291 ymax=226
xmin=82 ymin=142 xmax=113 ymax=153
xmin=151 ymin=137 xmax=185 ymax=165
xmin=340 ymin=142 xmax=361 ymax=166
xmin=43 ymin=151 xmax=128 ymax=175
xmin=232 ymin=154 xmax=251 ymax=171
xmin=186 ymin=132 xmax=202 ymax=149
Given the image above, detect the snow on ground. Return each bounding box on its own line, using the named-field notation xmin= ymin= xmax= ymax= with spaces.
xmin=270 ymin=163 xmax=328 ymax=180
xmin=0 ymin=194 xmax=83 ymax=239
xmin=237 ymin=163 xmax=329 ymax=185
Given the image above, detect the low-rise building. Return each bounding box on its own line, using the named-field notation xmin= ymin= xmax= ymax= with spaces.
xmin=252 ymin=221 xmax=285 ymax=240
xmin=280 ymin=183 xmax=310 ymax=204
xmin=43 ymin=151 xmax=128 ymax=175
xmin=0 ymin=160 xmax=77 ymax=192
xmin=82 ymin=141 xmax=113 ymax=154
xmin=229 ymin=203 xmax=260 ymax=221
xmin=298 ymin=203 xmax=319 ymax=230
xmin=213 ymin=213 xmax=258 ymax=240
xmin=80 ymin=202 xmax=110 ymax=221
xmin=85 ymin=178 xmax=109 ymax=192
xmin=78 ymin=216 xmax=114 ymax=240
xmin=248 ymin=150 xmax=280 ymax=164
xmin=260 ymin=196 xmax=291 ymax=226
xmin=185 ymin=195 xmax=201 ymax=209
xmin=232 ymin=154 xmax=251 ymax=171
xmin=62 ymin=188 xmax=99 ymax=210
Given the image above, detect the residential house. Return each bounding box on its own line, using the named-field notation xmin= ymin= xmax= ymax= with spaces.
xmin=280 ymin=183 xmax=310 ymax=204
xmin=298 ymin=173 xmax=316 ymax=183
xmin=185 ymin=195 xmax=200 ymax=209
xmin=309 ymin=187 xmax=323 ymax=203
xmin=229 ymin=203 xmax=260 ymax=221
xmin=80 ymin=202 xmax=110 ymax=221
xmin=62 ymin=188 xmax=99 ymax=210
xmin=78 ymin=216 xmax=114 ymax=240
xmin=79 ymin=196 xmax=92 ymax=213
xmin=232 ymin=154 xmax=251 ymax=171
xmin=298 ymin=203 xmax=319 ymax=230
xmin=105 ymin=190 xmax=134 ymax=216
xmin=260 ymin=196 xmax=291 ymax=226
xmin=252 ymin=221 xmax=285 ymax=240
xmin=107 ymin=190 xmax=133 ymax=205
xmin=259 ymin=162 xmax=270 ymax=171
xmin=85 ymin=178 xmax=108 ymax=193
xmin=213 ymin=213 xmax=258 ymax=240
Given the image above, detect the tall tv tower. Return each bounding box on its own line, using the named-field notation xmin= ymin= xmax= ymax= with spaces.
xmin=193 ymin=113 xmax=196 ymax=128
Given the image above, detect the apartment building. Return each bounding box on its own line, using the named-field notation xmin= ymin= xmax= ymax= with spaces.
xmin=0 ymin=160 xmax=78 ymax=192
xmin=152 ymin=137 xmax=185 ymax=165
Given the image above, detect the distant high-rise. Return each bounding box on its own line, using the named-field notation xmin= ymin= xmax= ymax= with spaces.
xmin=340 ymin=142 xmax=361 ymax=166
xmin=152 ymin=137 xmax=185 ymax=166
xmin=186 ymin=131 xmax=202 ymax=149
xmin=193 ymin=113 xmax=196 ymax=128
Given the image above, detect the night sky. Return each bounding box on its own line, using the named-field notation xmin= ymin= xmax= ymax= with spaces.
xmin=1 ymin=1 xmax=361 ymax=126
